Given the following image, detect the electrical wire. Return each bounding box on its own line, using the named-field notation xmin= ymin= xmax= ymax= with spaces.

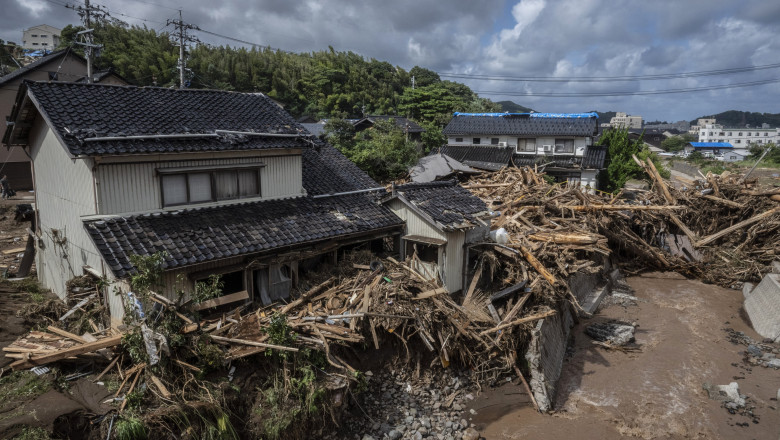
xmin=473 ymin=77 xmax=780 ymax=97
xmin=439 ymin=62 xmax=780 ymax=82
xmin=196 ymin=28 xmax=295 ymax=54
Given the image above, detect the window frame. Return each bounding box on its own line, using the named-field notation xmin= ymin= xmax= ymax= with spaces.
xmin=516 ymin=137 xmax=537 ymax=153
xmin=472 ymin=137 xmax=481 ymax=145
xmin=553 ymin=138 xmax=575 ymax=154
xmin=159 ymin=164 xmax=263 ymax=208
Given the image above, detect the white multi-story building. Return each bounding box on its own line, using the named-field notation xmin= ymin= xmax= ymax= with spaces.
xmin=698 ymin=124 xmax=778 ymax=148
xmin=689 ymin=118 xmax=716 ymax=135
xmin=21 ymin=24 xmax=61 ymax=50
xmin=609 ymin=112 xmax=643 ymax=129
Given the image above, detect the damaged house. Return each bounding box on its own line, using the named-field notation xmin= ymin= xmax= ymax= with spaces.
xmin=2 ymin=81 xmax=407 ymax=325
xmin=382 ymin=180 xmax=490 ymax=293
xmin=439 ymin=112 xmax=606 ymax=189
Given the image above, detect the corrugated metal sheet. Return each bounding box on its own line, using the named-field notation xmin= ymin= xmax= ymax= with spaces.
xmin=30 ymin=123 xmax=105 ymax=300
xmin=96 ymin=155 xmax=303 ymax=214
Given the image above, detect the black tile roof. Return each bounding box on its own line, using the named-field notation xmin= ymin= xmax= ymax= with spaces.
xmin=512 ymin=154 xmax=582 ymax=168
xmin=85 ymin=194 xmax=403 ymax=278
xmin=21 ymin=81 xmax=312 ymax=156
xmin=437 ymin=145 xmax=513 ymax=171
xmin=354 ymin=116 xmax=425 ymax=133
xmin=0 ymin=49 xmax=77 ymax=87
xmin=301 ymin=141 xmax=380 ymax=195
xmin=581 ymin=145 xmax=607 ymax=169
xmin=391 ymin=180 xmax=487 ymax=231
xmin=443 ymin=113 xmax=598 ymax=136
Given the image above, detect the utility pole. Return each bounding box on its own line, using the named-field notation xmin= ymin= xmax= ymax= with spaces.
xmin=68 ymin=0 xmax=106 ymax=83
xmin=167 ymin=11 xmax=199 ymax=89
xmin=411 ymin=75 xmax=415 ymax=90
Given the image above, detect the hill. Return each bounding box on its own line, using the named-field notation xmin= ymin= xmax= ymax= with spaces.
xmin=691 ymin=110 xmax=780 ymax=128
xmin=497 ymin=101 xmax=535 ymax=113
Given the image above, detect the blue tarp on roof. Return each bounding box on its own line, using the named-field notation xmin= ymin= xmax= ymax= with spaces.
xmin=689 ymin=142 xmax=733 ymax=148
xmin=452 ymin=112 xmax=598 ymax=119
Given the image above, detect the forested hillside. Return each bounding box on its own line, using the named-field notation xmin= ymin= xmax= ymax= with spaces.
xmin=57 ymin=22 xmax=499 ymax=123
xmin=691 ymin=110 xmax=780 ymax=128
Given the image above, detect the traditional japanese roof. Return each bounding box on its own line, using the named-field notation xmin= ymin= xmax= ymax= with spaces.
xmin=301 ymin=141 xmax=380 ymax=196
xmin=4 ymin=81 xmax=314 ymax=156
xmin=353 ymin=116 xmax=425 ymax=134
xmin=387 ymin=180 xmax=488 ymax=231
xmin=688 ymin=142 xmax=734 ymax=148
xmin=582 ymin=145 xmax=607 ymax=169
xmin=436 ymin=145 xmax=513 ymax=171
xmin=443 ymin=112 xmax=598 ymax=137
xmin=85 ymin=193 xmax=403 ymax=277
xmin=409 ymin=153 xmax=479 ymax=183
xmin=0 ymin=49 xmax=78 ymax=87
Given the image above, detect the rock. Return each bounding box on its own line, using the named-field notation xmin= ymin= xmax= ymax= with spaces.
xmin=585 ymin=321 xmax=635 ymax=346
xmin=388 ymin=429 xmax=402 ymax=440
xmin=747 ymin=344 xmax=763 ymax=357
xmin=462 ymin=427 xmax=480 ymax=440
xmin=433 ymin=402 xmax=441 ymax=410
xmin=703 ymin=382 xmax=746 ymax=407
xmin=410 ymin=408 xmax=418 ymax=417
xmin=777 ymin=388 xmax=780 ymax=400
xmin=766 ymin=359 xmax=780 ymax=369
xmin=362 ymin=435 xmax=376 ymax=440
xmin=418 ymin=427 xmax=428 ymax=435
xmin=469 ymin=408 xmax=477 ymax=415
xmin=460 ymin=419 xmax=468 ymax=429
xmin=452 ymin=403 xmax=463 ymax=411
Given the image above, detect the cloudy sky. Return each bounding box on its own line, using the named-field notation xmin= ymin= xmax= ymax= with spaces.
xmin=4 ymin=0 xmax=780 ymax=122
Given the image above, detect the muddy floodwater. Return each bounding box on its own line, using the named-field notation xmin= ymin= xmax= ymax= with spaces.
xmin=468 ymin=272 xmax=780 ymax=439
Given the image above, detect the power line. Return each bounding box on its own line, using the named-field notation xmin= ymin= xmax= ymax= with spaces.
xmin=195 ymin=28 xmax=294 ymax=53
xmin=473 ymin=77 xmax=780 ymax=97
xmin=440 ymin=62 xmax=780 ymax=83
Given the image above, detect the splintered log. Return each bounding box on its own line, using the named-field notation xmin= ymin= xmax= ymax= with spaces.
xmin=646 ymin=158 xmax=676 ymax=204
xmin=771 ymin=194 xmax=780 ymax=202
xmin=742 ymin=188 xmax=780 ymax=196
xmin=10 ymin=334 xmax=123 ymax=370
xmin=529 ymin=204 xmax=685 ymax=212
xmin=527 ymin=231 xmax=603 ymax=245
xmin=515 ymin=244 xmax=557 ymax=286
xmin=700 ymin=194 xmax=745 ymax=209
xmin=695 ymin=207 xmax=780 ymax=247
xmin=478 ymin=309 xmax=556 ymax=336
xmin=209 ymin=334 xmax=299 ymax=352
xmin=279 ymin=277 xmax=335 ymax=314
xmin=668 ymin=214 xmax=698 ymax=242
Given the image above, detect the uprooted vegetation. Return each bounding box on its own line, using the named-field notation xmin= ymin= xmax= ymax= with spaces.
xmin=2 ymin=161 xmax=778 ymax=439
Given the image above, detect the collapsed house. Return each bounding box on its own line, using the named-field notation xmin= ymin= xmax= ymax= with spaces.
xmin=382 ymin=180 xmax=491 ymax=293
xmin=2 ymin=81 xmax=417 ymax=325
xmin=440 ymin=112 xmax=606 ymax=188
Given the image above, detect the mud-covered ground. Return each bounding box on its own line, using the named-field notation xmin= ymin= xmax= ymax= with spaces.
xmin=470 ymin=272 xmax=780 ymax=439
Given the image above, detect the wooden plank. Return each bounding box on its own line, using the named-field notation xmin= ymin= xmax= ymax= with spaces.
xmin=669 ymin=213 xmax=698 ymax=242
xmin=10 ymin=334 xmax=123 ymax=370
xmin=516 ymin=244 xmax=556 ymax=286
xmin=17 ymin=235 xmax=35 ymax=278
xmin=646 ymin=158 xmax=676 ymax=204
xmin=700 ymin=194 xmax=745 ymax=209
xmin=463 ymin=264 xmax=482 ymax=304
xmin=193 ymin=290 xmax=249 ymax=311
xmin=490 ymin=281 xmax=527 ymax=303
xmin=59 ymin=294 xmax=97 ymax=321
xmin=210 ymin=335 xmax=299 ymax=352
xmin=478 ymin=310 xmax=556 ymax=336
xmin=695 ymin=207 xmax=780 ymax=247
xmin=46 ymin=326 xmax=88 ymax=344
xmin=149 ymin=374 xmax=172 ymax=399
xmin=2 ymin=247 xmax=26 ymax=255
xmin=413 ymin=287 xmax=447 ymax=300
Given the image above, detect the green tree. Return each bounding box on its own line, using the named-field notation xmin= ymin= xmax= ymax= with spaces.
xmin=661 ymin=133 xmax=696 ymax=152
xmin=409 ymin=66 xmax=440 ymax=87
xmin=598 ymin=127 xmax=669 ymax=192
xmin=748 ymin=142 xmax=779 ymax=164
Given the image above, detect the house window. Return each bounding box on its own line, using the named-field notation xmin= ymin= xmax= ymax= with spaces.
xmin=765 ymin=133 xmax=769 ymax=136
xmin=472 ymin=137 xmax=481 ymax=145
xmin=41 ymin=43 xmax=48 ymax=46
xmin=554 ymin=139 xmax=575 ymax=154
xmin=491 ymin=138 xmax=500 ymax=145
xmin=160 ymin=166 xmax=262 ymax=207
xmin=31 ymin=34 xmax=38 ymax=37
xmin=455 ymin=137 xmax=463 ymax=143
xmin=735 ymin=140 xmax=741 ymax=144
xmin=729 ymin=132 xmax=732 ymax=136
xmin=516 ymin=138 xmax=536 ymax=153
xmin=738 ymin=132 xmax=742 ymax=136
xmin=32 ymin=43 xmax=39 ymax=46
xmin=40 ymin=34 xmax=47 ymax=38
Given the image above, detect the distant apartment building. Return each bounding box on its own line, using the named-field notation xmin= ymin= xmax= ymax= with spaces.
xmin=608 ymin=112 xmax=643 ymax=129
xmin=689 ymin=118 xmax=716 ymax=135
xmin=22 ymin=24 xmax=61 ymax=50
xmin=698 ymin=124 xmax=778 ymax=147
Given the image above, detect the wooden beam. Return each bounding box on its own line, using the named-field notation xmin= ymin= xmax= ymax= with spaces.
xmin=516 ymin=244 xmax=557 ymax=286
xmin=46 ymin=326 xmax=88 ymax=344
xmin=478 ymin=309 xmax=556 ymax=336
xmin=210 ymin=335 xmax=299 ymax=352
xmin=668 ymin=213 xmax=698 ymax=242
xmin=700 ymin=194 xmax=745 ymax=209
xmin=10 ymin=334 xmax=123 ymax=370
xmin=193 ymin=290 xmax=249 ymax=311
xmin=695 ymin=207 xmax=780 ymax=247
